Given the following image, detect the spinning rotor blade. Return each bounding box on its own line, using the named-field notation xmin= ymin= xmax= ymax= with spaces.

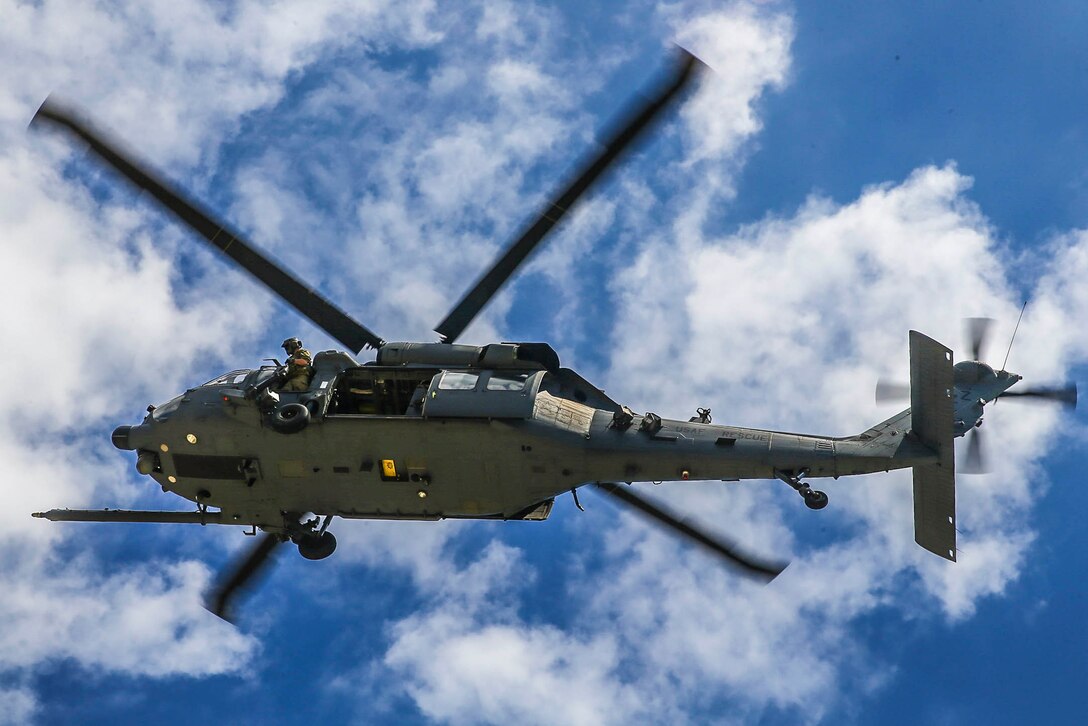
xmin=435 ymin=49 xmax=706 ymax=343
xmin=965 ymin=317 xmax=994 ymax=361
xmin=999 ymin=383 xmax=1078 ymax=409
xmin=595 ymin=482 xmax=788 ymax=581
xmin=875 ymin=379 xmax=911 ymax=404
xmin=205 ymin=532 xmax=282 ymax=623
xmin=31 ymin=97 xmax=385 ymax=353
xmin=959 ymin=427 xmax=988 ymax=475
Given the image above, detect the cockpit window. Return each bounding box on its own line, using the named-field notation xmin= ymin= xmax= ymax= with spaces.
xmin=152 ymin=395 xmax=184 ymax=420
xmin=202 ymin=370 xmax=251 ymax=387
xmin=252 ymin=367 xmax=278 ymax=387
xmin=437 ymin=372 xmax=479 ymax=391
xmin=486 ymin=372 xmax=530 ymax=391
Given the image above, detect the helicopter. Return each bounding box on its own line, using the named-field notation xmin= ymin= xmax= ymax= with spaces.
xmin=29 ymin=50 xmax=1077 ymax=622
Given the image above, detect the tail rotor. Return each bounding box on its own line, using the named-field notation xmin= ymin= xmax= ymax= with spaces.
xmin=876 ymin=317 xmax=1077 ymax=475
xmin=965 ymin=317 xmax=994 ymax=362
xmin=960 ymin=426 xmax=988 ymax=475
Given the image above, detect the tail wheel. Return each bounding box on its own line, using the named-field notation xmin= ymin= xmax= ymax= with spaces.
xmin=297 ymin=531 xmax=337 ymax=560
xmin=803 ymin=490 xmax=829 ymax=510
xmin=269 ymin=402 xmax=310 ymax=434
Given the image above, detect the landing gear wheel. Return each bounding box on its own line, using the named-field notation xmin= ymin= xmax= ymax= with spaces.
xmin=297 ymin=531 xmax=337 ymax=560
xmin=803 ymin=490 xmax=829 ymax=510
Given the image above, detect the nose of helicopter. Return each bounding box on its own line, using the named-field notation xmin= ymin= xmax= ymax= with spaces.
xmin=111 ymin=425 xmax=135 ymax=450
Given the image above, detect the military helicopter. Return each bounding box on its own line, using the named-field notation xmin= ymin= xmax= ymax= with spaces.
xmin=30 ymin=50 xmax=1076 ymax=622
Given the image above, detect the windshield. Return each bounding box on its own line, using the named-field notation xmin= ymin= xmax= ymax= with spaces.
xmin=201 ymin=369 xmax=252 ymax=387
xmin=152 ymin=394 xmax=184 ymax=421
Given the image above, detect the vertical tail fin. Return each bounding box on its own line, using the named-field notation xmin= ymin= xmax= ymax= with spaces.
xmin=908 ymin=331 xmax=957 ymax=561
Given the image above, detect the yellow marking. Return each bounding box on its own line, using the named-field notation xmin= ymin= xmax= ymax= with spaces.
xmin=381 ymin=459 xmax=398 ymax=478
xmin=278 ymin=461 xmax=307 ymax=478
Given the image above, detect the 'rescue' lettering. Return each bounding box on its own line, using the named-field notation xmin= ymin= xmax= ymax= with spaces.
xmin=718 ymin=429 xmax=768 ymax=442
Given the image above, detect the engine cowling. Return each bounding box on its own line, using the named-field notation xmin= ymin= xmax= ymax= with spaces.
xmin=376 ymin=342 xmax=559 ymax=371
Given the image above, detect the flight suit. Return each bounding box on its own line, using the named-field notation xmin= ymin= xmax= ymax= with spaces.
xmin=280 ymin=347 xmax=313 ymax=391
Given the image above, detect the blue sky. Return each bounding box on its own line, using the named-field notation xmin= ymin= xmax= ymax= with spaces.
xmin=2 ymin=1 xmax=1087 ymax=724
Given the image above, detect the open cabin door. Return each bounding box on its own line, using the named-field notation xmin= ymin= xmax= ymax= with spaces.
xmin=325 ymin=367 xmax=437 ymax=417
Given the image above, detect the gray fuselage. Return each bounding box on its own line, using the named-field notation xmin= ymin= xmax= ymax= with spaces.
xmin=113 ymin=351 xmax=938 ymax=530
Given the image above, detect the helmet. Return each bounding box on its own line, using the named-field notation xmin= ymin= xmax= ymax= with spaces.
xmin=281 ymin=337 xmax=302 ymax=352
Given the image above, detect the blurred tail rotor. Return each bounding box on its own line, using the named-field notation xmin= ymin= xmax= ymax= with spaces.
xmin=965 ymin=317 xmax=994 ymax=362
xmin=960 ymin=426 xmax=988 ymax=475
xmin=998 ymin=383 xmax=1078 ymax=408
xmin=875 ymin=379 xmax=910 ymax=404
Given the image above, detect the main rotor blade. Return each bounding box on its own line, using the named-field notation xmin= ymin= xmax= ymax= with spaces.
xmin=959 ymin=427 xmax=988 ymax=474
xmin=31 ymin=97 xmax=385 ymax=353
xmin=204 ymin=532 xmax=282 ymax=623
xmin=999 ymin=383 xmax=1078 ymax=409
xmin=965 ymin=317 xmax=994 ymax=362
xmin=595 ymin=482 xmax=788 ymax=581
xmin=435 ymin=49 xmax=706 ymax=343
xmin=875 ymin=379 xmax=911 ymax=404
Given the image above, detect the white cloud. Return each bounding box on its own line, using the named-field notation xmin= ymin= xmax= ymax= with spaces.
xmin=0 ymin=685 xmax=36 ymax=726
xmin=673 ymin=5 xmax=794 ymax=166
xmin=2 ymin=0 xmax=445 ymax=164
xmin=0 ymin=558 xmax=255 ymax=675
xmin=381 ymin=542 xmax=640 ymax=726
xmin=388 ymin=621 xmax=632 ymax=726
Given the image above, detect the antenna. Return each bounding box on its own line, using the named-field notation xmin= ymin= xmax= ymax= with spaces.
xmin=1000 ymin=300 xmax=1027 ymax=372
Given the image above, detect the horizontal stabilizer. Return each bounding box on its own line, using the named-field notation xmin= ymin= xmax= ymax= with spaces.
xmin=908 ymin=331 xmax=957 ymax=561
xmin=913 ymin=465 xmax=956 ymax=561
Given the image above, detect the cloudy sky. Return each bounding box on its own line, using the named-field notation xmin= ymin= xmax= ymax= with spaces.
xmin=2 ymin=1 xmax=1087 ymax=723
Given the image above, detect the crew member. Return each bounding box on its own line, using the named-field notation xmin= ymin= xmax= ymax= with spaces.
xmin=278 ymin=337 xmax=313 ymax=391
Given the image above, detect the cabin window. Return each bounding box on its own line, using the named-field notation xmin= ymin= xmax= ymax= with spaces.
xmin=486 ymin=372 xmax=530 ymax=391
xmin=438 ymin=372 xmax=479 ymax=391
